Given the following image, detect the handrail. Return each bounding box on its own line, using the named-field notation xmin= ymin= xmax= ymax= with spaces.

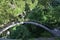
xmin=0 ymin=21 xmax=60 ymax=37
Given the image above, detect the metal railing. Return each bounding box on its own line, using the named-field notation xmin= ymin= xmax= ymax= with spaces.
xmin=0 ymin=21 xmax=60 ymax=37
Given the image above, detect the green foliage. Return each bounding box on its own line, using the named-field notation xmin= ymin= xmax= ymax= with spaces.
xmin=0 ymin=0 xmax=60 ymax=39
xmin=8 ymin=25 xmax=31 ymax=39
